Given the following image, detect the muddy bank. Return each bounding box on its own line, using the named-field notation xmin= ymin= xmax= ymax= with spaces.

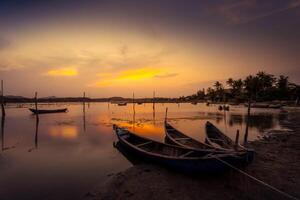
xmin=85 ymin=111 xmax=300 ymax=200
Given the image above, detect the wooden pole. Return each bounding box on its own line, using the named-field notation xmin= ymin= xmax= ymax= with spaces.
xmin=83 ymin=92 xmax=86 ymax=132
xmin=152 ymin=91 xmax=155 ymax=123
xmin=244 ymin=98 xmax=251 ymax=144
xmin=133 ymin=92 xmax=135 ymax=112
xmin=34 ymin=92 xmax=39 ymax=119
xmin=1 ymin=80 xmax=5 ymax=117
xmin=165 ymin=107 xmax=168 ymax=122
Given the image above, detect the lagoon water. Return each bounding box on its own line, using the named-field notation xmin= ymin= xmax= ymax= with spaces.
xmin=0 ymin=102 xmax=287 ymax=200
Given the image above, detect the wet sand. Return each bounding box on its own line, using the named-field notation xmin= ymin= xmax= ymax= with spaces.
xmin=85 ymin=110 xmax=300 ymax=200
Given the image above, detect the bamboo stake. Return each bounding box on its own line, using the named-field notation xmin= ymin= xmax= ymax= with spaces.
xmin=244 ymin=98 xmax=251 ymax=144
xmin=165 ymin=107 xmax=168 ymax=122
xmin=34 ymin=92 xmax=39 ymax=120
xmin=1 ymin=80 xmax=5 ymax=117
xmin=83 ymin=92 xmax=86 ymax=132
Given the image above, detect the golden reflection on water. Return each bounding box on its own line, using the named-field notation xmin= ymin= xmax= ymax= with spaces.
xmin=49 ymin=125 xmax=78 ymax=139
xmin=114 ymin=121 xmax=164 ymax=140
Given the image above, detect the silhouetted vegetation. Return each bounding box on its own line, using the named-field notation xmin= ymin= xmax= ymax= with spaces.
xmin=186 ymin=71 xmax=300 ymax=104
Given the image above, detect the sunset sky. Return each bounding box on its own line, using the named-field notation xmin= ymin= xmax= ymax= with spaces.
xmin=0 ymin=0 xmax=299 ymax=98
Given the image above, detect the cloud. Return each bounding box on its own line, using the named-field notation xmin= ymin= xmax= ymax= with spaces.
xmin=216 ymin=0 xmax=300 ymax=25
xmin=154 ymin=73 xmax=178 ymax=79
xmin=46 ymin=68 xmax=78 ymax=77
xmin=89 ymin=67 xmax=164 ymax=87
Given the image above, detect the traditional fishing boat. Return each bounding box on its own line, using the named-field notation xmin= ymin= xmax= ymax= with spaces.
xmin=205 ymin=121 xmax=254 ymax=161
xmin=114 ymin=125 xmax=250 ymax=173
xmin=118 ymin=102 xmax=127 ymax=106
xmin=165 ymin=122 xmax=218 ymax=150
xmin=29 ymin=108 xmax=68 ymax=114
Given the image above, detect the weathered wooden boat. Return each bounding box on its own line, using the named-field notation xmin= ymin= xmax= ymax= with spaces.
xmin=114 ymin=125 xmax=250 ymax=173
xmin=165 ymin=122 xmax=218 ymax=150
xmin=205 ymin=121 xmax=254 ymax=161
xmin=29 ymin=108 xmax=68 ymax=114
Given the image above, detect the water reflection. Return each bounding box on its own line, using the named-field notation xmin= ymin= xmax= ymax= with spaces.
xmin=28 ymin=116 xmax=39 ymax=152
xmin=1 ymin=116 xmax=16 ymax=151
xmin=228 ymin=113 xmax=280 ymax=134
xmin=0 ymin=103 xmax=288 ymax=200
xmin=49 ymin=125 xmax=78 ymax=139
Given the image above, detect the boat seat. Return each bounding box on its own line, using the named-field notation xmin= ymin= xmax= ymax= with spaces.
xmin=136 ymin=141 xmax=152 ymax=147
xmin=180 ymin=150 xmax=194 ymax=157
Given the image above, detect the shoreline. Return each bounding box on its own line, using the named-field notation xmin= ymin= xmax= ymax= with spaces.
xmin=84 ymin=110 xmax=300 ymax=200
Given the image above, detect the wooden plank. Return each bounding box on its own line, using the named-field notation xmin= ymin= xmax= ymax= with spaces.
xmin=136 ymin=141 xmax=152 ymax=147
xmin=180 ymin=150 xmax=194 ymax=158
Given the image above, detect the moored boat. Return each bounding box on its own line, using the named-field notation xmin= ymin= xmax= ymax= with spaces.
xmin=29 ymin=108 xmax=68 ymax=114
xmin=114 ymin=125 xmax=251 ymax=173
xmin=165 ymin=122 xmax=220 ymax=150
xmin=205 ymin=121 xmax=254 ymax=161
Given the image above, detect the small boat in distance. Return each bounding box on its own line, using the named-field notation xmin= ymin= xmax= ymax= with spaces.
xmin=114 ymin=125 xmax=251 ymax=173
xmin=29 ymin=108 xmax=68 ymax=114
xmin=118 ymin=102 xmax=127 ymax=106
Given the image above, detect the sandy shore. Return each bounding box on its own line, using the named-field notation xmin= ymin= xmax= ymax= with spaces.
xmin=84 ymin=110 xmax=300 ymax=200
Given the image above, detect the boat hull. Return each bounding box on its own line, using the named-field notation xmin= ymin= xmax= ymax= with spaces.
xmin=115 ymin=126 xmax=250 ymax=173
xmin=29 ymin=108 xmax=68 ymax=114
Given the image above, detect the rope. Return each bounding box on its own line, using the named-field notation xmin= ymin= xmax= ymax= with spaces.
xmin=215 ymin=157 xmax=299 ymax=200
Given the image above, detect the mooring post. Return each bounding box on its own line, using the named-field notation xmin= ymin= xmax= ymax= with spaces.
xmin=83 ymin=92 xmax=86 ymax=132
xmin=165 ymin=107 xmax=168 ymax=122
xmin=34 ymin=92 xmax=39 ymax=120
xmin=1 ymin=80 xmax=5 ymax=117
xmin=235 ymin=129 xmax=240 ymax=148
xmin=244 ymin=99 xmax=251 ymax=144
xmin=133 ymin=92 xmax=135 ymax=113
xmin=152 ymin=91 xmax=155 ymax=111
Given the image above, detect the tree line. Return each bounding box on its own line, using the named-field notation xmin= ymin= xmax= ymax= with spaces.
xmin=183 ymin=71 xmax=300 ymax=103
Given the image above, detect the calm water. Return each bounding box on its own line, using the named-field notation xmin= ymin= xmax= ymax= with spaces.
xmin=0 ymin=102 xmax=287 ymax=200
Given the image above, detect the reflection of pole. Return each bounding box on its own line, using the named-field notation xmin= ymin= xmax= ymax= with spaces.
xmin=35 ymin=115 xmax=39 ymax=149
xmin=244 ymin=98 xmax=251 ymax=144
xmin=1 ymin=80 xmax=5 ymax=117
xmin=132 ymin=92 xmax=136 ymax=131
xmin=1 ymin=116 xmax=4 ymax=151
xmin=153 ymin=91 xmax=155 ymax=124
xmin=83 ymin=92 xmax=86 ymax=132
xmin=133 ymin=92 xmax=135 ymax=116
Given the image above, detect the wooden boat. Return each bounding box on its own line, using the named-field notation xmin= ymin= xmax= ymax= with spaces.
xmin=165 ymin=122 xmax=218 ymax=150
xmin=114 ymin=125 xmax=251 ymax=173
xmin=205 ymin=121 xmax=254 ymax=160
xmin=29 ymin=108 xmax=68 ymax=114
xmin=118 ymin=102 xmax=127 ymax=106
